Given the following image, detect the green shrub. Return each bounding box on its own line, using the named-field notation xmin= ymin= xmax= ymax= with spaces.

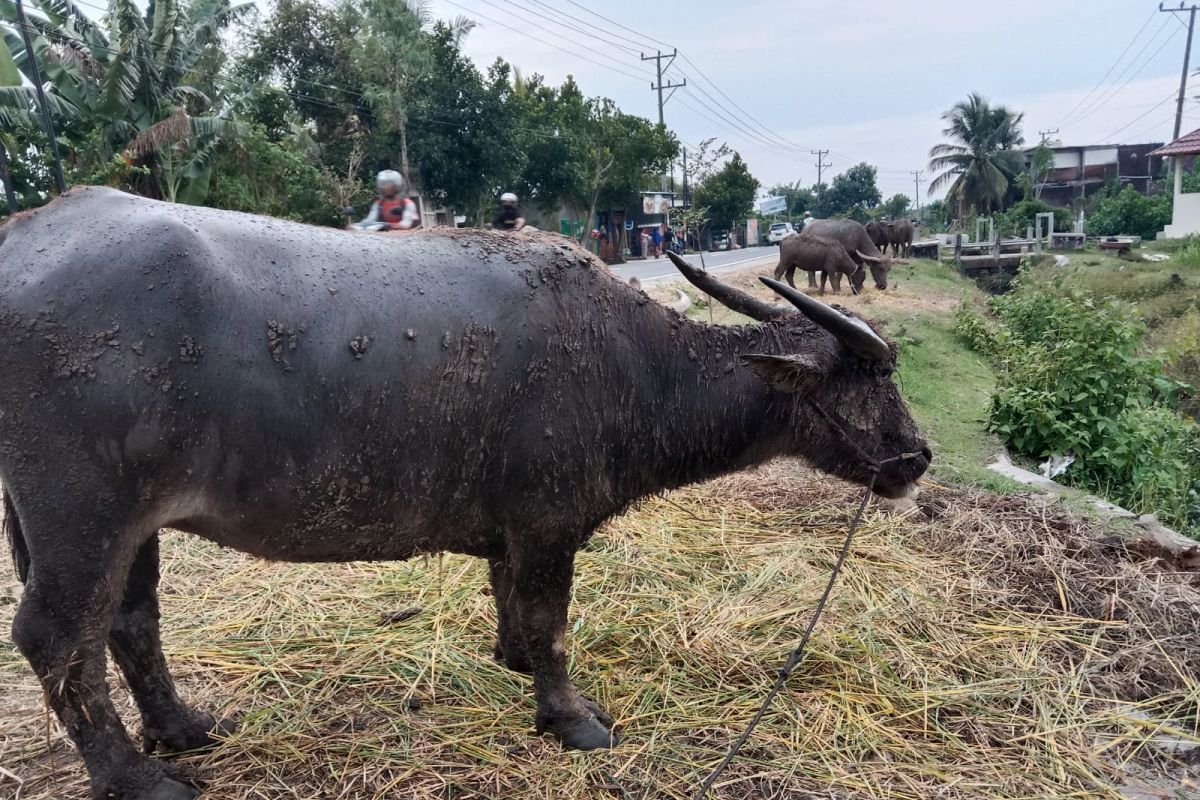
xmin=993 ymin=199 xmax=1073 ymax=238
xmin=964 ymin=276 xmax=1199 ymax=534
xmin=1085 ymin=185 xmax=1172 ymax=241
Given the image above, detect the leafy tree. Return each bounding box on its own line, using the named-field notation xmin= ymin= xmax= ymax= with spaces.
xmin=879 ymin=192 xmax=910 ymax=220
xmin=822 ymin=162 xmax=881 ymax=219
xmin=1085 ymin=184 xmax=1172 ymax=240
xmin=408 ymin=33 xmax=520 ymax=221
xmin=693 ymin=152 xmax=758 ymax=232
xmin=207 ymin=123 xmax=341 ymax=225
xmin=0 ymin=0 xmax=248 ymax=202
xmin=1028 ymin=141 xmax=1054 ymax=200
xmin=928 ymin=92 xmax=1026 ymax=218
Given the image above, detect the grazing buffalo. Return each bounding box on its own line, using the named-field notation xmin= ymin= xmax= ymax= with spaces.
xmin=773 ymin=233 xmax=865 ymax=294
xmin=0 ymin=188 xmax=930 ymax=800
xmin=801 ymin=218 xmax=895 ymax=290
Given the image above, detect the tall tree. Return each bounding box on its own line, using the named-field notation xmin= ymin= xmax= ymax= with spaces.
xmin=879 ymin=192 xmax=911 ymax=220
xmin=928 ymin=92 xmax=1025 ymax=218
xmin=352 ymin=0 xmax=429 ymax=186
xmin=822 ymin=162 xmax=881 ymax=220
xmin=693 ymin=152 xmax=758 ymax=232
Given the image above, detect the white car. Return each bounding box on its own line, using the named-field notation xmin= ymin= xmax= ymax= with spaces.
xmin=767 ymin=222 xmax=796 ymax=245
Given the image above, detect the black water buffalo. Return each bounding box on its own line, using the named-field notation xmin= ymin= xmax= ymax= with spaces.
xmin=864 ymin=220 xmax=890 ymax=252
xmin=0 ymin=188 xmax=930 ymax=800
xmin=773 ymin=233 xmax=865 ymax=294
xmin=885 ymin=219 xmax=915 ymax=257
xmin=802 ymin=218 xmax=895 ymax=290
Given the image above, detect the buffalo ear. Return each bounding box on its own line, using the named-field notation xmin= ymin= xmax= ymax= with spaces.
xmin=743 ymin=353 xmax=825 ymax=394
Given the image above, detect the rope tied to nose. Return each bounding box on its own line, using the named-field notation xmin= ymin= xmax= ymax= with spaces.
xmin=693 ymin=403 xmax=924 ymax=800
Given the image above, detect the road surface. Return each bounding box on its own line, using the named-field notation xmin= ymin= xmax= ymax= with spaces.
xmin=608 ymin=247 xmax=778 ymax=285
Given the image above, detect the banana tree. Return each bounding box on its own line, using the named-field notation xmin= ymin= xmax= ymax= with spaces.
xmin=0 ymin=0 xmax=250 ymax=202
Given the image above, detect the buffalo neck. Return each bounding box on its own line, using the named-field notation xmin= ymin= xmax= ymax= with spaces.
xmin=629 ymin=316 xmax=807 ymax=493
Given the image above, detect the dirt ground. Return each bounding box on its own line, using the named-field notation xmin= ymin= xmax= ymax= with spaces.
xmin=1 ymin=461 xmax=1198 ymax=800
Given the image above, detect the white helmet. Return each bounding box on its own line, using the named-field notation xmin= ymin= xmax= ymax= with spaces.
xmin=501 ymin=192 xmax=518 ymax=204
xmin=376 ymin=170 xmax=404 ymax=192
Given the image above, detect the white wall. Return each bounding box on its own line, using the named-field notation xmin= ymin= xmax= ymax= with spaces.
xmin=1161 ymin=191 xmax=1200 ymax=238
xmin=1083 ymin=148 xmax=1118 ymax=167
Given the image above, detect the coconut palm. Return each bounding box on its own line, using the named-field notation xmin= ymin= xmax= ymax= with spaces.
xmin=928 ymin=93 xmax=1026 ymax=219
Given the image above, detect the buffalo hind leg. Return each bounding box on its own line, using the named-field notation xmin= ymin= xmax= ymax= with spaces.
xmin=510 ymin=544 xmax=616 ymax=750
xmin=10 ymin=504 xmax=198 ymax=800
xmin=489 ymin=558 xmax=531 ymax=673
xmin=109 ymin=534 xmax=235 ymax=755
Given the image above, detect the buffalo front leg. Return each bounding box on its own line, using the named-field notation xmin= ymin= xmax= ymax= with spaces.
xmin=109 ymin=534 xmax=236 ymax=755
xmin=9 ymin=501 xmax=198 ymax=800
xmin=510 ymin=546 xmax=616 ymax=750
xmin=806 ymin=269 xmax=817 ymax=289
xmin=489 ymin=558 xmax=531 ymax=673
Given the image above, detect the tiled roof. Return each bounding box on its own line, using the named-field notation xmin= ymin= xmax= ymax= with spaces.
xmin=1149 ymin=128 xmax=1200 ymax=156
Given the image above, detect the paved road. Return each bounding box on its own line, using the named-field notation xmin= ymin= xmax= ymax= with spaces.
xmin=608 ymin=247 xmax=778 ymax=285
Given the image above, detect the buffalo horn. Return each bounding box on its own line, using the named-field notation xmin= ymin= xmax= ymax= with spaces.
xmin=666 ymin=252 xmax=793 ymax=322
xmin=759 ymin=277 xmax=891 ymax=360
xmin=855 ymin=249 xmax=884 ymax=264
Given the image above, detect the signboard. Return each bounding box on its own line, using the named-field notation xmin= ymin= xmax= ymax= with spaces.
xmin=642 ymin=192 xmax=673 ymax=214
xmin=624 ymin=219 xmax=635 ymax=231
xmin=756 ymin=195 xmax=788 ymax=215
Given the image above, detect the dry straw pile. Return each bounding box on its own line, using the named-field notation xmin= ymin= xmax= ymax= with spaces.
xmin=1 ymin=461 xmax=1197 ymax=799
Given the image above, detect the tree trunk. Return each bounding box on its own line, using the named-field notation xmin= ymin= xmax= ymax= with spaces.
xmin=0 ymin=137 xmax=17 ymax=214
xmin=612 ymin=209 xmax=628 ymax=264
xmin=399 ymin=119 xmax=411 ymax=189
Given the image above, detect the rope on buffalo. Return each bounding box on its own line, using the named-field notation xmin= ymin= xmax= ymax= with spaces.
xmin=691 ymin=474 xmax=875 ymax=800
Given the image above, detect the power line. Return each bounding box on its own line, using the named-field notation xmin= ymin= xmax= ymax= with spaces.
xmin=1099 ymin=91 xmax=1179 ymax=142
xmin=1160 ymin=1 xmax=1200 ymax=141
xmin=453 ymin=0 xmax=655 ymax=82
xmin=438 ymin=0 xmax=653 ymax=84
xmin=1054 ymin=8 xmax=1157 ymax=128
xmin=1065 ymin=15 xmax=1178 ymax=129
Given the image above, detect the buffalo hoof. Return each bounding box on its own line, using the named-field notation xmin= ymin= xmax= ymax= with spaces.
xmin=143 ymin=710 xmax=237 ymax=756
xmin=140 ymin=777 xmax=201 ymax=800
xmin=539 ymin=698 xmax=618 ymax=751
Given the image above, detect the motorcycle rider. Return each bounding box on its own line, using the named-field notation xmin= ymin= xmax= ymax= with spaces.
xmin=492 ymin=192 xmax=525 ymax=232
xmin=352 ymin=170 xmax=420 ymax=232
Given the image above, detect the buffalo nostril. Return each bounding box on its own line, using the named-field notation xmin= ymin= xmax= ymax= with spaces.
xmin=921 ymin=446 xmax=933 ymax=462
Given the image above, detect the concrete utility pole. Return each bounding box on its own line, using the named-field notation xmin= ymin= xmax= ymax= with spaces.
xmin=1038 ymin=128 xmax=1059 ymax=144
xmin=1161 ymin=2 xmax=1198 ymax=142
xmin=681 ymin=148 xmax=688 ymax=206
xmin=811 ymin=149 xmax=831 ymax=214
xmin=14 ymin=0 xmax=66 ymax=194
xmin=642 ymin=50 xmax=685 ymax=192
xmin=911 ymin=170 xmax=925 ymax=216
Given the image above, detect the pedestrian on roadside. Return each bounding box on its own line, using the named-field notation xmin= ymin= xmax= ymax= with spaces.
xmin=651 ymin=225 xmax=662 ymax=258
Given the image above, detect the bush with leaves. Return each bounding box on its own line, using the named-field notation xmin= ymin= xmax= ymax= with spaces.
xmin=959 ymin=273 xmax=1199 ymax=533
xmin=993 ymin=198 xmax=1073 ymax=238
xmin=1085 ymin=184 xmax=1172 ymax=240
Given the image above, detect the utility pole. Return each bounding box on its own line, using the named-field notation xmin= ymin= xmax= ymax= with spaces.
xmin=14 ymin=0 xmax=66 ymax=194
xmin=1038 ymin=128 xmax=1059 ymax=144
xmin=811 ymin=149 xmax=831 ymax=215
xmin=911 ymin=170 xmax=925 ymax=217
xmin=642 ymin=50 xmax=685 ymax=191
xmin=681 ymin=147 xmax=688 ymax=207
xmin=1161 ymin=2 xmax=1199 ymax=142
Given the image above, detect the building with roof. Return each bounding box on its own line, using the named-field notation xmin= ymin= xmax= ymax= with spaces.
xmin=1150 ymin=129 xmax=1200 ymax=239
xmin=1025 ymin=142 xmax=1164 ymax=207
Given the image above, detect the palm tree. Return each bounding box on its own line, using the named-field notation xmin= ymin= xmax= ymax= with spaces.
xmin=928 ymin=92 xmax=1026 ymax=220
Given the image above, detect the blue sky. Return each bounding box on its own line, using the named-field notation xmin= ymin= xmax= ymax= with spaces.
xmin=429 ymin=0 xmax=1198 ymax=201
